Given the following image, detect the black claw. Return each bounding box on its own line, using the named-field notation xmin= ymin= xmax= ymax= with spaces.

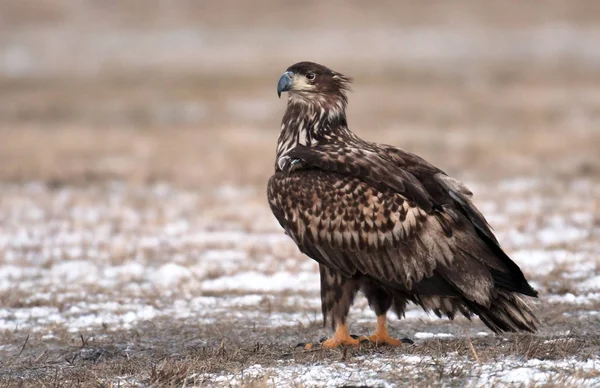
xmin=350 ymin=334 xmax=361 ymax=340
xmin=319 ymin=336 xmax=328 ymax=343
xmin=296 ymin=342 xmax=307 ymax=348
xmin=401 ymin=337 xmax=414 ymax=345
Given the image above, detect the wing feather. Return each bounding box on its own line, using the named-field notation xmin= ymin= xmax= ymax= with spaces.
xmin=279 ymin=143 xmax=537 ymax=298
xmin=268 ymin=169 xmax=497 ymax=302
xmin=284 ymin=145 xmax=436 ymax=212
xmin=271 ymin=141 xmax=539 ymax=307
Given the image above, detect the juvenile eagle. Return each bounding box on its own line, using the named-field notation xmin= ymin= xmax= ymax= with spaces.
xmin=267 ymin=62 xmax=539 ymax=348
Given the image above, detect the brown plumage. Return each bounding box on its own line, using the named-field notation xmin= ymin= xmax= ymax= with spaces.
xmin=268 ymin=62 xmax=539 ymax=347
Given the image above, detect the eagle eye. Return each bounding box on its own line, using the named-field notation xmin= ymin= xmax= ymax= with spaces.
xmin=306 ymin=73 xmax=315 ymax=80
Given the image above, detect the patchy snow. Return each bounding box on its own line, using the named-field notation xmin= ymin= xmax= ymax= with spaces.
xmin=477 ymin=358 xmax=600 ymax=387
xmin=498 ymin=178 xmax=540 ymax=193
xmin=197 ymin=360 xmax=395 ymax=387
xmin=196 ymin=355 xmax=600 ymax=387
xmin=149 ymin=263 xmax=192 ymax=287
xmin=512 ymin=249 xmax=589 ymax=276
xmin=0 ymin=178 xmax=599 ymax=353
xmin=578 ymin=275 xmax=600 ymax=291
xmin=414 ymin=332 xmax=454 ymax=339
xmin=201 ymin=271 xmax=320 ymax=292
xmin=537 ymin=223 xmax=588 ymax=246
xmin=545 ymin=293 xmax=600 ymax=305
xmin=50 ymin=260 xmax=100 ymax=283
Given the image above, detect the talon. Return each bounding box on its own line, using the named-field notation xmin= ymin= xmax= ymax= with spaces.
xmin=401 ymin=337 xmax=414 ymax=345
xmin=364 ymin=315 xmax=404 ymax=347
xmin=321 ymin=323 xmax=360 ymax=349
xmin=367 ymin=332 xmax=404 ymax=346
xmin=321 ymin=336 xmax=359 ymax=349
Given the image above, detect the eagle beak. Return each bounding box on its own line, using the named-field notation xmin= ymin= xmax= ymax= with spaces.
xmin=277 ymin=71 xmax=293 ymax=98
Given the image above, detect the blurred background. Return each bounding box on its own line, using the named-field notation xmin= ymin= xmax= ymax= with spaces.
xmin=1 ymin=0 xmax=599 ymax=190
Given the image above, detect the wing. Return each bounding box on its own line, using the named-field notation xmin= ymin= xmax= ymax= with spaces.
xmin=284 ymin=143 xmax=497 ymax=239
xmin=269 ymin=169 xmax=507 ymax=307
xmin=279 ymin=143 xmax=537 ymax=298
xmin=280 ymin=143 xmax=438 ymax=212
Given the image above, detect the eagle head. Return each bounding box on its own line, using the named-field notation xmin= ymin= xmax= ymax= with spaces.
xmin=277 ymin=62 xmax=351 ymax=105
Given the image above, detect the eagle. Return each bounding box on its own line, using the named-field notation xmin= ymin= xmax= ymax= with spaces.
xmin=267 ymin=61 xmax=539 ymax=348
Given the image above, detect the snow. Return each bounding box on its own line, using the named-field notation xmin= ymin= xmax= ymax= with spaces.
xmin=1 ymin=178 xmax=600 ymax=386
xmin=578 ymin=275 xmax=600 ymax=291
xmin=537 ymin=224 xmax=588 ymax=245
xmin=477 ymin=358 xmax=600 ymax=387
xmin=196 ymin=355 xmax=600 ymax=387
xmin=0 ymin=179 xmax=597 ymax=337
xmin=201 ymin=271 xmax=320 ymax=292
xmin=499 ymin=367 xmax=551 ymax=384
xmin=198 ymin=360 xmax=394 ymax=387
xmin=50 ymin=260 xmax=99 ymax=283
xmin=201 ymin=249 xmax=247 ymax=261
xmin=546 ymin=293 xmax=600 ymax=305
xmin=512 ymin=249 xmax=589 ymax=276
xmin=498 ymin=178 xmax=540 ymax=193
xmin=414 ymin=332 xmax=454 ymax=339
xmin=149 ymin=263 xmax=192 ymax=287
xmin=103 ymin=262 xmax=145 ymax=282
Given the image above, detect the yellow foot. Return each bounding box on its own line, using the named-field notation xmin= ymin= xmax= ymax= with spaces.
xmin=360 ymin=314 xmax=404 ymax=346
xmin=321 ymin=335 xmax=359 ymax=349
xmin=320 ymin=322 xmax=360 ymax=349
xmin=362 ymin=332 xmax=403 ymax=346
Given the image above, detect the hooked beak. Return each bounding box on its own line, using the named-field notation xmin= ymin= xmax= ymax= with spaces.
xmin=277 ymin=71 xmax=293 ymax=98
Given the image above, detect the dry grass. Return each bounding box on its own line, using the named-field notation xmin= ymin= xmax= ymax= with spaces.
xmin=1 ymin=317 xmax=599 ymax=387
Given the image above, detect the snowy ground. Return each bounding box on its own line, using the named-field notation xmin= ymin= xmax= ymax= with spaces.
xmin=0 ymin=178 xmax=598 ymax=386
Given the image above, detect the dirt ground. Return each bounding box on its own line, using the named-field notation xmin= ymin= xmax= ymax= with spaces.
xmin=0 ymin=1 xmax=600 ymax=387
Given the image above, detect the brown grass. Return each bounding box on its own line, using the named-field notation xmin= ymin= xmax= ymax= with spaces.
xmin=1 ymin=317 xmax=600 ymax=387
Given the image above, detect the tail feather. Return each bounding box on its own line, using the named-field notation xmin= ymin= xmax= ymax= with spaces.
xmin=470 ymin=291 xmax=540 ymax=333
xmin=412 ymin=291 xmax=539 ymax=333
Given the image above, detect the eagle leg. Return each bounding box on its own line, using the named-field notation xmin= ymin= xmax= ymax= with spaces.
xmin=360 ymin=315 xmax=403 ymax=346
xmin=321 ymin=322 xmax=360 ymax=349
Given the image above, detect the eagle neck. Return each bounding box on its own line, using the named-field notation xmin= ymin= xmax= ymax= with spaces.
xmin=276 ymin=98 xmax=352 ymax=164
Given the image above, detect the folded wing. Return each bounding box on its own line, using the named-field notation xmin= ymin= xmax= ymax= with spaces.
xmin=269 ymin=144 xmax=537 ymax=310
